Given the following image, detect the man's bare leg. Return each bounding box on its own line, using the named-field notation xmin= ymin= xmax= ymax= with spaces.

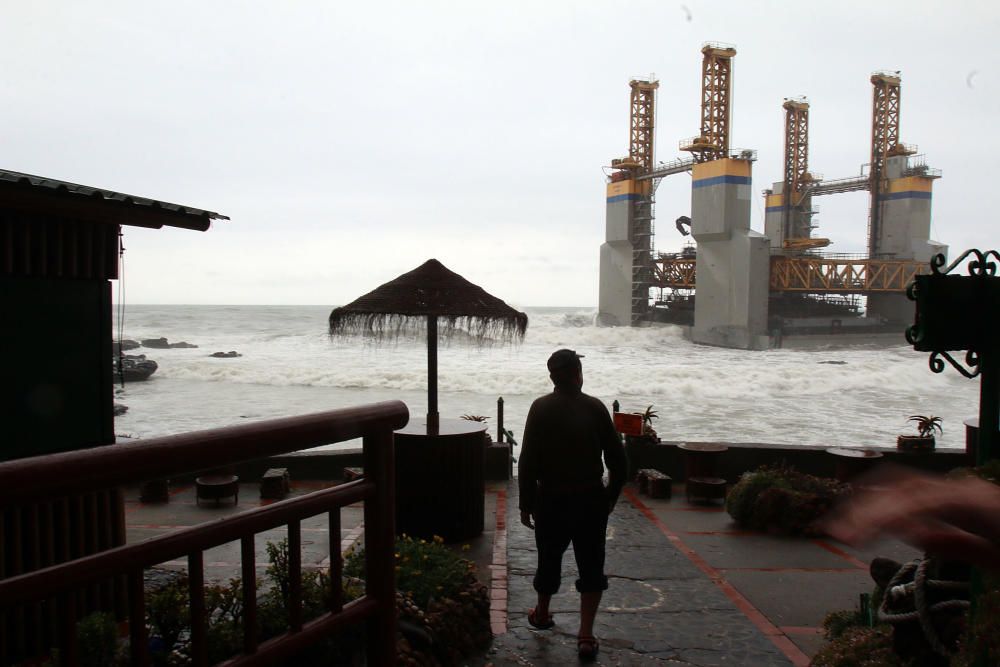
xmin=535 ymin=592 xmax=552 ymax=619
xmin=579 ymin=591 xmax=602 ymax=638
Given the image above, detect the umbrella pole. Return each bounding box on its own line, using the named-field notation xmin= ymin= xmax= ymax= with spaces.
xmin=427 ymin=315 xmax=439 ymax=433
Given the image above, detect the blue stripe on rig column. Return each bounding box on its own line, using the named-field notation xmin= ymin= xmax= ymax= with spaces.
xmin=606 ymin=193 xmax=642 ymax=204
xmin=878 ymin=191 xmax=933 ymax=201
xmin=692 ymin=174 xmax=753 ymax=189
xmin=765 ymin=205 xmax=788 ymax=213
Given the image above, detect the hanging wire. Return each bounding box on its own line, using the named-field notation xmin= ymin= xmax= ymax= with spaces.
xmin=116 ymin=228 xmax=126 ymax=388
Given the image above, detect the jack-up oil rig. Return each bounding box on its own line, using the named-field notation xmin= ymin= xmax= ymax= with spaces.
xmin=597 ymin=43 xmax=944 ymax=349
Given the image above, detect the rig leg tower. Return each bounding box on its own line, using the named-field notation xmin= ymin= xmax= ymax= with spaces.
xmin=681 ymin=44 xmax=770 ymax=349
xmin=599 ymin=78 xmax=659 ymax=326
xmin=864 ymin=72 xmax=946 ymax=324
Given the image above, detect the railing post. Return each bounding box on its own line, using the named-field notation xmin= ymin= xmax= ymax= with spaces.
xmin=329 ymin=511 xmax=343 ymax=612
xmin=189 ymin=552 xmax=207 ymax=667
xmin=127 ymin=569 xmax=148 ymax=667
xmin=363 ymin=427 xmax=396 ymax=666
xmin=241 ymin=536 xmax=258 ymax=655
xmin=288 ymin=520 xmax=303 ymax=632
xmin=497 ymin=397 xmax=504 ymax=444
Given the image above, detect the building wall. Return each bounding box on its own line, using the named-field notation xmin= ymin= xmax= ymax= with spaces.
xmin=0 ymin=210 xmax=122 ymax=662
xmin=0 ymin=213 xmax=117 ymax=461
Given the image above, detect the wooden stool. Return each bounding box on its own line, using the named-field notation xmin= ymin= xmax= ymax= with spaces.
xmin=260 ymin=468 xmax=290 ymax=499
xmin=686 ymin=476 xmax=727 ymax=504
xmin=195 ymin=474 xmax=239 ymax=506
xmin=637 ymin=468 xmax=672 ymax=499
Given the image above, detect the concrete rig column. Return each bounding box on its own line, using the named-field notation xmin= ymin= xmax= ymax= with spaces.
xmin=598 ymin=177 xmax=646 ymax=326
xmin=690 ymin=157 xmax=770 ymax=349
xmin=763 ymin=183 xmax=814 ymax=250
xmin=866 ymin=154 xmax=946 ymax=323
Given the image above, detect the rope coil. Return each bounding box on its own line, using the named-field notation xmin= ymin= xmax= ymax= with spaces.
xmin=878 ymin=556 xmax=970 ymax=658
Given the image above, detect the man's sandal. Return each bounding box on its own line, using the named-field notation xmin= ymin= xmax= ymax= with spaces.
xmin=527 ymin=607 xmax=555 ymax=629
xmin=577 ymin=635 xmax=599 ymax=661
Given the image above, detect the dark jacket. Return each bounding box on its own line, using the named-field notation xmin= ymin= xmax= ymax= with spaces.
xmin=517 ymin=384 xmax=627 ymax=513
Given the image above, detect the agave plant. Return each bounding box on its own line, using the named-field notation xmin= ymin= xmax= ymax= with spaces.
xmin=642 ymin=405 xmax=658 ymax=437
xmin=907 ymin=415 xmax=942 ymax=438
xmin=642 ymin=405 xmax=658 ymax=424
xmin=460 ymin=414 xmax=489 ymax=422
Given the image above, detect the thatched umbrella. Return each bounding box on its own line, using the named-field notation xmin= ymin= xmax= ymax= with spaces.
xmin=329 ymin=259 xmax=528 ymax=432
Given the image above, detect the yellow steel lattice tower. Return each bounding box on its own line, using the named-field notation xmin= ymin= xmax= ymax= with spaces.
xmin=868 ymin=71 xmax=912 ymax=256
xmin=681 ymin=43 xmax=736 ymax=162
xmin=782 ymin=98 xmax=812 ymax=245
xmin=614 ymin=79 xmax=659 ymax=174
xmin=783 ymin=98 xmax=810 ymax=205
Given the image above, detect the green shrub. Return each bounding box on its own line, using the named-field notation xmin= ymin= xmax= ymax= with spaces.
xmin=948 ymin=459 xmax=1000 ymax=486
xmin=142 ymin=540 xmax=361 ymax=666
xmin=725 ymin=463 xmax=845 ymax=535
xmin=811 ymin=626 xmax=906 ymax=666
xmin=76 ymin=612 xmax=123 ymax=667
xmin=345 ymin=534 xmax=476 ymax=608
xmin=822 ymin=609 xmax=867 ymax=641
xmin=951 ymin=574 xmax=1000 ymax=667
xmin=146 ymin=575 xmax=190 ymax=666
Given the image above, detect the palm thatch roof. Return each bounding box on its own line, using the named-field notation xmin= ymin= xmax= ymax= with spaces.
xmin=328 ymin=259 xmax=528 ymax=343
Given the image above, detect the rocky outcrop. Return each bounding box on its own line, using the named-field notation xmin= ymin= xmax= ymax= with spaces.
xmin=115 ymin=339 xmax=141 ymax=351
xmin=210 ymin=351 xmax=242 ymax=358
xmin=113 ymin=354 xmax=158 ymax=381
xmin=141 ymin=337 xmax=198 ymax=349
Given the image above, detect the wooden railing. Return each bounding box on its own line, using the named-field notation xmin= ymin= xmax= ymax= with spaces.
xmin=0 ymin=401 xmax=408 ymax=666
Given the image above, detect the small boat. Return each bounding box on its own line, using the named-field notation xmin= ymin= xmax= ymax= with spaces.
xmin=113 ymin=354 xmax=158 ymax=382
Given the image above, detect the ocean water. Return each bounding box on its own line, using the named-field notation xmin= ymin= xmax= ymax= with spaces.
xmin=112 ymin=305 xmax=979 ymax=455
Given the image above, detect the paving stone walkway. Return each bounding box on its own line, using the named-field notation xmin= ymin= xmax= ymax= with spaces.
xmin=478 ymin=485 xmax=793 ymax=666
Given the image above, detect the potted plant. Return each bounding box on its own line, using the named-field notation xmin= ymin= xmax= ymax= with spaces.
xmin=897 ymin=415 xmax=942 ymax=452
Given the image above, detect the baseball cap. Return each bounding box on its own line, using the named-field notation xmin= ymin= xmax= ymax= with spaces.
xmin=547 ymin=349 xmax=584 ymax=373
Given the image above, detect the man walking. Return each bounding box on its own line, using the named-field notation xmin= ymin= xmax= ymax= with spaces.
xmin=518 ymin=349 xmax=627 ymax=661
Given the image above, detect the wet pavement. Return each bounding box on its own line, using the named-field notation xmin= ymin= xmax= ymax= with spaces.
xmin=477 ymin=482 xmax=920 ymax=666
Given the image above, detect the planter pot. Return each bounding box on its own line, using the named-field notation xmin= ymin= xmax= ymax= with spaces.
xmin=897 ymin=435 xmax=935 ymax=452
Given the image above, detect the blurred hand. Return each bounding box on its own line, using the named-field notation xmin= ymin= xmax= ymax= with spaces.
xmin=823 ymin=464 xmax=1000 ymax=570
xmin=520 ymin=510 xmax=534 ymax=530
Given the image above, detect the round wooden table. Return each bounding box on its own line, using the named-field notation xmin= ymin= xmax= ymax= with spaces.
xmin=677 ymin=442 xmax=728 ymax=479
xmin=195 ymin=474 xmax=239 ymax=506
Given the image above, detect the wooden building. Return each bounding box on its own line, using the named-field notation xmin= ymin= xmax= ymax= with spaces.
xmin=0 ymin=168 xmax=227 ymax=660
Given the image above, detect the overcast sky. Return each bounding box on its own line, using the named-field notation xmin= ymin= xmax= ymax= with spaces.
xmin=5 ymin=2 xmax=998 ymax=306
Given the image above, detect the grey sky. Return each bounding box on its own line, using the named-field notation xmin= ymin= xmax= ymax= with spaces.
xmin=5 ymin=1 xmax=998 ymax=306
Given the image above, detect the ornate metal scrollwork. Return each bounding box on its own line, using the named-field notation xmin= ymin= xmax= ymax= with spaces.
xmin=928 ymin=350 xmax=981 ymax=379
xmin=930 ymin=249 xmax=1000 ymax=277
xmin=915 ymin=249 xmax=997 ymax=379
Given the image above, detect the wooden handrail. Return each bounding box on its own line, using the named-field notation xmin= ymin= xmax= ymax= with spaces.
xmin=0 ymin=481 xmax=371 ymax=608
xmin=0 ymin=401 xmax=407 ymax=666
xmin=0 ymin=401 xmax=407 ymax=503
